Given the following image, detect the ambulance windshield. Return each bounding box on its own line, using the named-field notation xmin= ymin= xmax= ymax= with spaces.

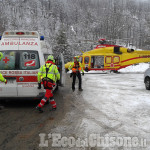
xmin=0 ymin=50 xmax=40 ymax=70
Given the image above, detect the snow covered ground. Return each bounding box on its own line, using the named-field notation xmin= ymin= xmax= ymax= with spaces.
xmin=54 ymin=64 xmax=150 ymax=150
xmin=76 ymin=72 xmax=150 ymax=149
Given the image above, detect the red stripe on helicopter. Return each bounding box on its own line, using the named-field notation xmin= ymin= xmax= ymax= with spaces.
xmin=88 ymin=64 xmax=137 ymax=71
xmin=89 ymin=67 xmax=120 ymax=71
xmin=119 ymin=64 xmax=144 ymax=70
xmin=105 ymin=65 xmax=120 ymax=67
xmin=121 ymin=56 xmax=150 ymax=63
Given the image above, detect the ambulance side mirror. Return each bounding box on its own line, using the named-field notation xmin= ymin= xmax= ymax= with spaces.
xmin=0 ymin=36 xmax=2 ymax=40
xmin=40 ymin=36 xmax=44 ymax=40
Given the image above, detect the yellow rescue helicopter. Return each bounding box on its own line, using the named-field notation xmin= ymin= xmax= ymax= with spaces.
xmin=65 ymin=39 xmax=150 ymax=72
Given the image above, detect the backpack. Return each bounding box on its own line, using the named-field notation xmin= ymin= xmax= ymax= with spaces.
xmin=42 ymin=64 xmax=54 ymax=89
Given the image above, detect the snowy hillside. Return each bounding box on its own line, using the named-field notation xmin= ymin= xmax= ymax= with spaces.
xmin=0 ymin=0 xmax=150 ymax=61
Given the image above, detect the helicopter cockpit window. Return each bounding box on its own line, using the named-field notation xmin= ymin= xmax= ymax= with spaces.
xmin=91 ymin=56 xmax=104 ymax=68
xmin=84 ymin=57 xmax=89 ymax=64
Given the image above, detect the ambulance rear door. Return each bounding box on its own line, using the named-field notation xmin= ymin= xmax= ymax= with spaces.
xmin=17 ymin=37 xmax=44 ymax=97
xmin=0 ymin=38 xmax=19 ymax=97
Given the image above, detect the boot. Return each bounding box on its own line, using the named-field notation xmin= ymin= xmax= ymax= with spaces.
xmin=72 ymin=83 xmax=75 ymax=92
xmin=36 ymin=106 xmax=43 ymax=113
xmin=79 ymin=88 xmax=83 ymax=91
xmin=52 ymin=107 xmax=57 ymax=111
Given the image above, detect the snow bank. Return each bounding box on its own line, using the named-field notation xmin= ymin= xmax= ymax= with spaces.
xmin=120 ymin=63 xmax=150 ymax=73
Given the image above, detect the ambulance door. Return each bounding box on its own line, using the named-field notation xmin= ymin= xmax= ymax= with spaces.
xmin=17 ymin=37 xmax=43 ymax=97
xmin=58 ymin=53 xmax=65 ymax=86
xmin=0 ymin=51 xmax=18 ymax=97
xmin=17 ymin=50 xmax=41 ymax=97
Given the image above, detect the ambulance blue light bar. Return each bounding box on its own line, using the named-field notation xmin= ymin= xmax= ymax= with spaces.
xmin=40 ymin=36 xmax=44 ymax=40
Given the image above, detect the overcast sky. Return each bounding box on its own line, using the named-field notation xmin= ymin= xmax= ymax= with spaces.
xmin=137 ymin=0 xmax=148 ymax=1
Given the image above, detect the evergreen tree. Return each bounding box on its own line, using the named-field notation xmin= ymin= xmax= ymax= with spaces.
xmin=53 ymin=28 xmax=72 ymax=63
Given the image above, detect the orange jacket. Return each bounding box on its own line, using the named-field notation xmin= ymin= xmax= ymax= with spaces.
xmin=69 ymin=62 xmax=84 ymax=73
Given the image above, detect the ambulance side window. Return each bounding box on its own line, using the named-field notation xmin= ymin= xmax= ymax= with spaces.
xmin=0 ymin=51 xmax=16 ymax=70
xmin=19 ymin=51 xmax=40 ymax=70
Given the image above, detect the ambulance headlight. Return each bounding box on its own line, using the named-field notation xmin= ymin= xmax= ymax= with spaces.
xmin=40 ymin=36 xmax=44 ymax=40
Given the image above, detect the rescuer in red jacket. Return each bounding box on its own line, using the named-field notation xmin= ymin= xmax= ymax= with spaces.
xmin=36 ymin=55 xmax=60 ymax=113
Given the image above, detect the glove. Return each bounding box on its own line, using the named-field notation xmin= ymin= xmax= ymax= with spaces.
xmin=82 ymin=72 xmax=84 ymax=76
xmin=38 ymin=82 xmax=41 ymax=89
xmin=5 ymin=80 xmax=7 ymax=84
xmin=70 ymin=73 xmax=73 ymax=78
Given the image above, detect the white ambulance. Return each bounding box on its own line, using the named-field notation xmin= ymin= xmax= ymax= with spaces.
xmin=0 ymin=31 xmax=65 ymax=98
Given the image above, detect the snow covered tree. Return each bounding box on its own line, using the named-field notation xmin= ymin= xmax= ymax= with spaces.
xmin=0 ymin=0 xmax=150 ymax=51
xmin=53 ymin=27 xmax=72 ymax=63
